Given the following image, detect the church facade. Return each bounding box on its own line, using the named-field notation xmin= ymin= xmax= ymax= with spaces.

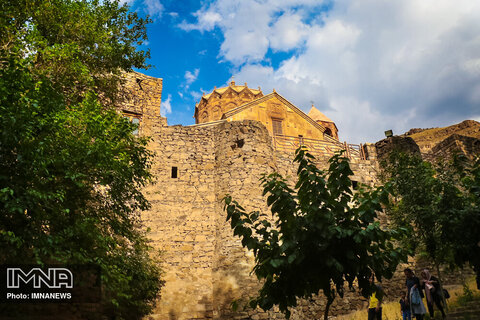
xmin=194 ymin=81 xmax=338 ymax=141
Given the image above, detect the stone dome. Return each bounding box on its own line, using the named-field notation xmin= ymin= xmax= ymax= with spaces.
xmin=194 ymin=81 xmax=263 ymax=124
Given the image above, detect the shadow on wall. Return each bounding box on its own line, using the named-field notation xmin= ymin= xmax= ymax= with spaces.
xmin=167 ymin=295 xmax=213 ymax=320
xmin=213 ymin=284 xmax=237 ymax=318
xmin=213 ymin=252 xmax=259 ymax=318
xmin=199 ymin=295 xmax=214 ymax=319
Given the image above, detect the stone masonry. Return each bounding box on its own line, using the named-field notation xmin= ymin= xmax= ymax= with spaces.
xmin=117 ymin=72 xmax=461 ymax=320
xmin=140 ymin=119 xmax=406 ymax=320
xmin=119 ymin=71 xmax=167 ymax=135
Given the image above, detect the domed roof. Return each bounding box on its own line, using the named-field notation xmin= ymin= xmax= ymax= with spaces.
xmin=201 ymin=81 xmax=262 ymax=100
xmin=194 ymin=80 xmax=264 ymax=124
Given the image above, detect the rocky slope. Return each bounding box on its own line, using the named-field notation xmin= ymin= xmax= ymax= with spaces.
xmin=404 ymin=120 xmax=480 ymax=154
xmin=374 ymin=120 xmax=480 ymax=162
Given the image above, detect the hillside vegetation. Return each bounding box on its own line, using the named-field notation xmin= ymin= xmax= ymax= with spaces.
xmin=404 ymin=120 xmax=480 ymax=153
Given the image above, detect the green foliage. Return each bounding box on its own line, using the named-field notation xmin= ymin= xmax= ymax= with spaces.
xmin=224 ymin=148 xmax=408 ymax=319
xmin=461 ymin=283 xmax=474 ymax=303
xmin=445 ymin=156 xmax=480 ymax=275
xmin=0 ymin=0 xmax=150 ymax=102
xmin=0 ymin=1 xmax=162 ymax=318
xmin=382 ymin=152 xmax=480 ymax=275
xmin=381 ymin=152 xmax=458 ymax=264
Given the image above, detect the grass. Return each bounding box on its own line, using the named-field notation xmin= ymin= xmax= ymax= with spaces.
xmin=408 ymin=127 xmax=443 ymax=140
xmin=408 ymin=124 xmax=480 ymax=143
xmin=335 ymin=277 xmax=480 ymax=320
xmin=449 ymin=280 xmax=480 ymax=308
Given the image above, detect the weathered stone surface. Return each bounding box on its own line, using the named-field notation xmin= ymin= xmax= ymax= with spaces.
xmin=374 ymin=136 xmax=421 ymax=161
xmin=140 ymin=119 xmax=400 ymax=320
xmin=115 ymin=72 xmax=471 ymax=320
xmin=118 ymin=71 xmax=167 ymax=136
xmin=429 ymin=134 xmax=480 ymax=161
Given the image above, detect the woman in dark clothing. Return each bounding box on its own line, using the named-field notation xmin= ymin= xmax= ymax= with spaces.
xmin=420 ymin=269 xmax=446 ymax=319
xmin=404 ymin=268 xmax=426 ymax=320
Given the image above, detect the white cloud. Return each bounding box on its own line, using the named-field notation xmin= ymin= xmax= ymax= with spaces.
xmin=119 ymin=0 xmax=135 ymax=5
xmin=161 ymin=94 xmax=172 ymax=117
xmin=183 ymin=0 xmax=480 ymax=143
xmin=268 ymin=11 xmax=309 ymax=52
xmin=143 ymin=0 xmax=164 ymax=18
xmin=190 ymin=90 xmax=203 ymax=102
xmin=179 ymin=10 xmax=222 ymax=31
xmin=119 ymin=0 xmax=164 ymax=17
xmin=179 ymin=1 xmax=324 ymax=63
xmin=184 ymin=69 xmax=200 ymax=88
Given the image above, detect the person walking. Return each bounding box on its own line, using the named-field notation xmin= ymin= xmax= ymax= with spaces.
xmin=404 ymin=268 xmax=426 ymax=320
xmin=421 ymin=269 xmax=446 ymax=319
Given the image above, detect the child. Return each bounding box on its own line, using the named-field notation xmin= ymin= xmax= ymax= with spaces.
xmin=368 ymin=275 xmax=384 ymax=320
xmin=400 ymin=291 xmax=411 ymax=320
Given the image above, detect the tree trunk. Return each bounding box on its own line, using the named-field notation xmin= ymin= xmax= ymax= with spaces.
xmin=435 ymin=262 xmax=448 ymax=311
xmin=324 ymin=294 xmax=335 ymax=320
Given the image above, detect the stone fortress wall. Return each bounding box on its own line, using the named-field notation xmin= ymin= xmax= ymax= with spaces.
xmin=118 ymin=73 xmax=471 ymax=320
xmin=141 ymin=119 xmax=408 ymax=320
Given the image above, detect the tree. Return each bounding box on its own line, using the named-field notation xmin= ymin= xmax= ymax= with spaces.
xmin=381 ymin=152 xmax=459 ymax=266
xmin=381 ymin=151 xmax=480 ymax=295
xmin=0 ymin=0 xmax=150 ymax=102
xmin=440 ymin=155 xmax=480 ymax=288
xmin=0 ymin=1 xmax=162 ymax=318
xmin=223 ymin=148 xmax=408 ymax=319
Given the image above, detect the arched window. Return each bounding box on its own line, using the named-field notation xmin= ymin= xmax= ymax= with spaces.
xmin=201 ymin=111 xmax=208 ymax=123
xmin=212 ymin=106 xmax=222 ymax=120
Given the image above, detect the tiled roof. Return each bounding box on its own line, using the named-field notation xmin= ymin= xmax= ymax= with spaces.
xmin=308 ymin=106 xmax=334 ymax=123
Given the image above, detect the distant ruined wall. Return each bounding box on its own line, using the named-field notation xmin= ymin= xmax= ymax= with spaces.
xmin=141 ymin=120 xmax=407 ymax=320
xmin=119 ymin=72 xmax=167 ymax=136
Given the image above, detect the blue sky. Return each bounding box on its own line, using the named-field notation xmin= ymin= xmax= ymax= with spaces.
xmin=126 ymin=0 xmax=480 ymax=144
